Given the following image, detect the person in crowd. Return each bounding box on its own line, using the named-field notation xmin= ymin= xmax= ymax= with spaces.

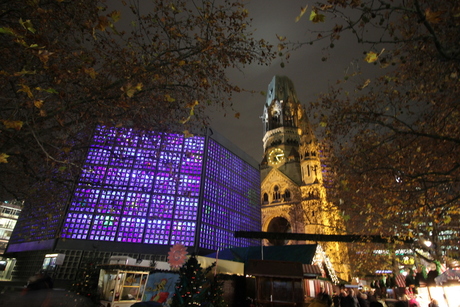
xmin=357 ymin=291 xmax=369 ymax=307
xmin=316 ymin=286 xmax=333 ymax=307
xmin=366 ymin=288 xmax=377 ymax=303
xmin=332 ymin=290 xmax=341 ymax=307
xmin=428 ymin=298 xmax=439 ymax=307
xmin=340 ymin=288 xmax=357 ymax=307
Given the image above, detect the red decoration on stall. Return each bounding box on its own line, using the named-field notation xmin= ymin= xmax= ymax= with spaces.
xmin=168 ymin=244 xmax=188 ymax=269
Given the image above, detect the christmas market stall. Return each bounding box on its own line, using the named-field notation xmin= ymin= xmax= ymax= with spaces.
xmin=98 ymin=256 xmax=154 ymax=307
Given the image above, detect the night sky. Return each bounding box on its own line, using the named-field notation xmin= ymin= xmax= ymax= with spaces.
xmin=207 ymin=0 xmax=383 ymax=162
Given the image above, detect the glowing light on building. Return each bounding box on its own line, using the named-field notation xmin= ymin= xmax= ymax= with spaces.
xmin=60 ymin=126 xmax=260 ymax=251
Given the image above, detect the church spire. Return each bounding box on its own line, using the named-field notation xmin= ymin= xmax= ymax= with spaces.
xmin=262 ymin=75 xmax=302 ymax=134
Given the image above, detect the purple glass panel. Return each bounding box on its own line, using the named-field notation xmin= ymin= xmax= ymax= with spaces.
xmin=123 ymin=192 xmax=149 ymax=216
xmin=149 ymin=194 xmax=174 ymax=219
xmin=177 ymin=174 xmax=200 ymax=197
xmin=69 ymin=188 xmax=99 ymax=213
xmin=89 ymin=215 xmax=119 ymax=241
xmin=117 ymin=216 xmax=145 ymax=243
xmin=174 ymin=197 xmax=198 ymax=220
xmin=129 ymin=169 xmax=155 ymax=192
xmin=170 ymin=221 xmax=195 ymax=246
xmin=97 ymin=190 xmax=124 ymax=214
xmin=144 ymin=219 xmax=171 ymax=244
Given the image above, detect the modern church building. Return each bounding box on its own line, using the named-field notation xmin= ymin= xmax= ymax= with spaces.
xmin=6 ymin=126 xmax=261 ymax=281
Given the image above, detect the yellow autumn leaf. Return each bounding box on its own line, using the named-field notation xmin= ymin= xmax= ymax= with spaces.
xmin=444 ymin=215 xmax=452 ymax=224
xmin=178 ymin=60 xmax=186 ymax=66
xmin=18 ymin=84 xmax=34 ymax=98
xmin=425 ymin=8 xmax=443 ymax=24
xmin=83 ymin=67 xmax=97 ymax=79
xmin=109 ymin=10 xmax=122 ymax=22
xmin=360 ymin=79 xmax=371 ymax=90
xmin=364 ymin=51 xmax=379 ymax=63
xmin=34 ymin=99 xmax=44 ymax=108
xmin=295 ymin=5 xmax=308 ymax=22
xmin=309 ymin=10 xmax=325 ymax=23
xmin=122 ymin=82 xmax=143 ymax=98
xmin=276 ymin=34 xmax=286 ymax=42
xmin=2 ymin=120 xmax=23 ymax=130
xmin=164 ymin=94 xmax=176 ymax=102
xmin=0 ymin=153 xmax=9 ymax=163
xmin=186 ymin=100 xmax=199 ymax=108
xmin=183 ymin=130 xmax=194 ymax=138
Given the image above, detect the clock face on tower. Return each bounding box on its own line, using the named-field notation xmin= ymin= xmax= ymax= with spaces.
xmin=268 ymin=148 xmax=285 ymax=165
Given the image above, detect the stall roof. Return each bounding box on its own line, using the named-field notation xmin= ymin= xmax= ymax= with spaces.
xmin=205 ymin=244 xmax=318 ymax=265
xmin=246 ymin=259 xmax=304 ymax=279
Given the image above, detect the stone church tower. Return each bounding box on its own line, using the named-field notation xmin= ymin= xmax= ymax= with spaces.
xmin=260 ymin=75 xmax=350 ymax=281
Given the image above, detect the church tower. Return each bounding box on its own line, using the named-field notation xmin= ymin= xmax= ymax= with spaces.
xmin=260 ymin=75 xmax=349 ymax=280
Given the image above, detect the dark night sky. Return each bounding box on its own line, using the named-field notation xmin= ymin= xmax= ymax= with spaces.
xmin=207 ymin=0 xmax=382 ymax=162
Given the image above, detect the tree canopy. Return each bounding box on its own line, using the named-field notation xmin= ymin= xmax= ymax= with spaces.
xmin=0 ymin=0 xmax=275 ymax=200
xmin=294 ymin=0 xmax=460 ymax=272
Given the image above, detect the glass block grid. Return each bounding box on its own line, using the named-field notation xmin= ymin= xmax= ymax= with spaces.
xmin=62 ymin=213 xmax=92 ymax=240
xmin=117 ymin=217 xmax=145 ymax=243
xmin=89 ymin=215 xmax=119 ymax=241
xmin=62 ymin=126 xmax=260 ymax=252
xmin=145 ymin=219 xmax=171 ymax=245
xmin=62 ymin=126 xmax=204 ymax=246
xmin=200 ymin=139 xmax=261 ymax=251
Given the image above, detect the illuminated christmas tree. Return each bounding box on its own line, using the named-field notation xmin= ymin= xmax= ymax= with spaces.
xmin=171 ymin=254 xmax=226 ymax=306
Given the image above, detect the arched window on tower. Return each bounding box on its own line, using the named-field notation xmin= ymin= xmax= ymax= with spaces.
xmin=284 ymin=189 xmax=291 ymax=201
xmin=273 ymin=186 xmax=281 ymax=201
xmin=263 ymin=193 xmax=269 ymax=204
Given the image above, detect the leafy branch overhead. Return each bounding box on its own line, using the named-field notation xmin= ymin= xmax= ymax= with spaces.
xmin=293 ymin=0 xmax=460 ymax=271
xmin=0 ymin=0 xmax=275 ymax=200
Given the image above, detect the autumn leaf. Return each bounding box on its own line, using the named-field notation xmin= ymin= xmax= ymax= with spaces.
xmin=295 ymin=5 xmax=308 ymax=22
xmin=83 ymin=67 xmax=97 ymax=79
xmin=2 ymin=120 xmax=23 ymax=131
xmin=185 ymin=100 xmax=199 ymax=108
xmin=164 ymin=94 xmax=176 ymax=102
xmin=234 ymin=112 xmax=240 ymax=119
xmin=35 ymin=87 xmax=58 ymax=94
xmin=0 ymin=27 xmax=15 ymax=36
xmin=17 ymin=84 xmax=34 ymax=98
xmin=19 ymin=18 xmax=36 ymax=33
xmin=122 ymin=82 xmax=143 ymax=97
xmin=38 ymin=50 xmax=54 ymax=64
xmin=364 ymin=51 xmax=379 ymax=63
xmin=276 ymin=34 xmax=286 ymax=42
xmin=0 ymin=153 xmax=9 ymax=163
xmin=34 ymin=99 xmax=44 ymax=108
xmin=425 ymin=9 xmax=443 ymax=24
xmin=359 ymin=79 xmax=371 ymax=90
xmin=310 ymin=10 xmax=325 ymax=23
xmin=109 ymin=10 xmax=121 ymax=22
xmin=183 ymin=130 xmax=194 ymax=138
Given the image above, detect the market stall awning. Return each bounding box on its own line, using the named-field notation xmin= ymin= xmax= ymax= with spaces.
xmin=435 ymin=269 xmax=460 ymax=285
xmin=303 ymin=264 xmax=322 ymax=277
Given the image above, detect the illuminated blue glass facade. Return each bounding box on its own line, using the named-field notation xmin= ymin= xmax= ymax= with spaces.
xmin=58 ymin=126 xmax=260 ymax=251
